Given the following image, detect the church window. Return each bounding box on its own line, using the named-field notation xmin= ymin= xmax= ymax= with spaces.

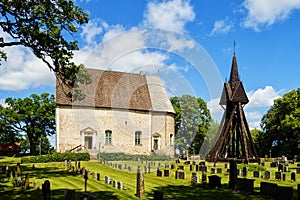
xmin=105 ymin=130 xmax=112 ymax=144
xmin=135 ymin=131 xmax=142 ymax=145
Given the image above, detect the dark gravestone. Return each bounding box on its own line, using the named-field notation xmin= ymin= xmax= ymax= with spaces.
xmin=178 ymin=171 xmax=186 ymax=180
xmin=171 ymin=164 xmax=176 ymax=170
xmin=210 ymin=168 xmax=215 ymax=174
xmin=253 ymin=171 xmax=260 ymax=178
xmin=199 ymin=161 xmax=205 ymax=166
xmin=195 ymin=165 xmax=199 ymax=172
xmin=297 ymin=168 xmax=300 ymax=174
xmin=242 ymin=167 xmax=248 ymax=177
xmin=208 ymin=175 xmax=221 ymax=189
xmin=157 ymin=170 xmax=162 ymax=177
xmin=216 ymin=168 xmax=222 ymax=174
xmin=278 ymin=164 xmax=283 ymax=172
xmin=264 ymin=171 xmax=271 ymax=180
xmin=184 ymin=160 xmax=190 ymax=165
xmin=189 ymin=165 xmax=194 ymax=171
xmin=42 ymin=180 xmax=51 ymax=200
xmin=291 ymin=172 xmax=296 ymax=182
xmin=136 ymin=167 xmax=145 ymax=198
xmin=16 ymin=163 xmax=21 ymax=177
xmin=78 ymin=161 xmax=80 ymax=169
xmin=261 ymin=162 xmax=265 ymax=167
xmin=270 ymin=162 xmax=277 ymax=168
xmin=64 ymin=189 xmax=75 ymax=200
xmin=236 ymin=178 xmax=255 ymax=194
xmin=117 ymin=181 xmax=123 ymax=190
xmin=283 ymin=166 xmax=288 ymax=172
xmin=277 ymin=186 xmax=293 ymax=200
xmin=178 ymin=166 xmax=184 ymax=170
xmin=275 ymin=171 xmax=282 ymax=181
xmin=97 ymin=173 xmax=100 ymax=181
xmin=260 ymin=182 xmax=277 ymax=196
xmin=202 ymin=172 xmax=207 ymax=184
xmin=229 ymin=160 xmax=237 ymax=189
xmin=154 ymin=191 xmax=163 ymax=200
xmin=224 ymin=163 xmax=228 ymax=169
xmin=175 ymin=170 xmax=179 ymax=179
xmin=163 ymin=170 xmax=170 ymax=177
xmin=24 ymin=175 xmax=30 ymax=190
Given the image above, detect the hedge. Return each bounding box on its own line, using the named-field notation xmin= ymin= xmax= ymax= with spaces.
xmin=97 ymin=152 xmax=171 ymax=161
xmin=21 ymin=152 xmax=90 ymax=163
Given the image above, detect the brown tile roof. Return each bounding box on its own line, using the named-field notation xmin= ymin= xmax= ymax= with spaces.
xmin=56 ymin=68 xmax=174 ymax=113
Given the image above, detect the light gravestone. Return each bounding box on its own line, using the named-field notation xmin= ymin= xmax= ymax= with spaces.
xmin=105 ymin=176 xmax=110 ymax=184
xmin=191 ymin=172 xmax=199 ymax=184
xmin=136 ymin=167 xmax=145 ymax=198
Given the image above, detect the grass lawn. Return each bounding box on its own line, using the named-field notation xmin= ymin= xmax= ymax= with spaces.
xmin=0 ymin=156 xmax=299 ymax=199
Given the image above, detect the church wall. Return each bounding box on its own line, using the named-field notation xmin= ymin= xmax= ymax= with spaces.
xmin=56 ymin=106 xmax=174 ymax=157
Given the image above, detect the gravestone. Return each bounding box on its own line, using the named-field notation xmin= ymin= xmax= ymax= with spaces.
xmin=261 ymin=162 xmax=265 ymax=167
xmin=184 ymin=160 xmax=190 ymax=165
xmin=136 ymin=166 xmax=145 ymax=198
xmin=163 ymin=170 xmax=170 ymax=177
xmin=154 ymin=191 xmax=163 ymax=200
xmin=33 ymin=180 xmax=37 ymax=190
xmin=16 ymin=163 xmax=21 ymax=177
xmin=171 ymin=164 xmax=176 ymax=170
xmin=210 ymin=168 xmax=215 ymax=174
xmin=97 ymin=173 xmax=100 ymax=181
xmin=216 ymin=168 xmax=222 ymax=174
xmin=147 ymin=166 xmax=151 ymax=173
xmin=278 ymin=164 xmax=283 ymax=172
xmin=291 ymin=172 xmax=296 ymax=182
xmin=199 ymin=161 xmax=205 ymax=166
xmin=270 ymin=162 xmax=277 ymax=168
xmin=282 ymin=173 xmax=286 ymax=181
xmin=260 ymin=182 xmax=278 ymax=196
xmin=64 ymin=189 xmax=75 ymax=200
xmin=42 ymin=180 xmax=51 ymax=200
xmin=117 ymin=181 xmax=123 ymax=190
xmin=165 ymin=163 xmax=169 ymax=168
xmin=191 ymin=172 xmax=198 ymax=184
xmin=105 ymin=176 xmax=110 ymax=184
xmin=178 ymin=166 xmax=184 ymax=170
xmin=224 ymin=163 xmax=228 ymax=168
xmin=195 ymin=165 xmax=199 ymax=172
xmin=189 ymin=165 xmax=194 ymax=171
xmin=202 ymin=172 xmax=207 ymax=184
xmin=113 ymin=180 xmax=118 ymax=188
xmin=264 ymin=171 xmax=271 ymax=180
xmin=297 ymin=168 xmax=300 ymax=174
xmin=253 ymin=171 xmax=260 ymax=178
xmin=157 ymin=169 xmax=162 ymax=177
xmin=283 ymin=166 xmax=288 ymax=172
xmin=277 ymin=186 xmax=293 ymax=200
xmin=118 ymin=164 xmax=122 ymax=170
xmin=208 ymin=175 xmax=221 ymax=189
xmin=236 ymin=178 xmax=255 ymax=194
xmin=242 ymin=167 xmax=248 ymax=177
xmin=144 ymin=166 xmax=147 ymax=174
xmin=275 ymin=171 xmax=282 ymax=181
xmin=64 ymin=160 xmax=68 ymax=166
xmin=229 ymin=160 xmax=237 ymax=189
xmin=84 ymin=170 xmax=88 ymax=193
xmin=175 ymin=170 xmax=179 ymax=179
xmin=178 ymin=171 xmax=186 ymax=179
xmin=24 ymin=175 xmax=30 ymax=190
xmin=78 ymin=161 xmax=80 ymax=169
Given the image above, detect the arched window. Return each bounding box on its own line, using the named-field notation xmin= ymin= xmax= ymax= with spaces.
xmin=105 ymin=130 xmax=112 ymax=144
xmin=135 ymin=131 xmax=142 ymax=145
xmin=170 ymin=134 xmax=174 ymax=146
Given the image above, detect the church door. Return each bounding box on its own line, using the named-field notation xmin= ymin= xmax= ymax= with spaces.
xmin=154 ymin=139 xmax=158 ymax=150
xmin=85 ymin=136 xmax=93 ymax=149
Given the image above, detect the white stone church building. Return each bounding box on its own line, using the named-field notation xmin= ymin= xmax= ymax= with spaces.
xmin=56 ymin=69 xmax=175 ymax=157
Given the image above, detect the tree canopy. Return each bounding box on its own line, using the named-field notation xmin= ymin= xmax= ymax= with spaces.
xmin=170 ymin=95 xmax=211 ymax=156
xmin=0 ymin=0 xmax=91 ymax=100
xmin=0 ymin=93 xmax=55 ymax=155
xmin=257 ymin=88 xmax=300 ymax=158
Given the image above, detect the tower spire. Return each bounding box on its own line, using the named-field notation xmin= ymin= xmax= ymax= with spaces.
xmin=229 ymin=52 xmax=239 ymax=83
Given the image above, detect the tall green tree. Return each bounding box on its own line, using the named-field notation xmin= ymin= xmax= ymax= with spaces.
xmin=259 ymin=88 xmax=300 ymax=158
xmin=0 ymin=93 xmax=55 ymax=155
xmin=170 ymin=95 xmax=211 ymax=156
xmin=0 ymin=1 xmax=91 ymax=100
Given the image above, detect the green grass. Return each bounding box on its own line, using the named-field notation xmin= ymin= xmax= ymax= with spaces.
xmin=0 ymin=157 xmax=299 ymax=199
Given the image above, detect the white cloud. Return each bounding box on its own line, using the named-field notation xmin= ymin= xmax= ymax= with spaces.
xmin=0 ymin=31 xmax=55 ymax=91
xmin=207 ymin=86 xmax=282 ymax=129
xmin=0 ymin=99 xmax=7 ymax=107
xmin=242 ymin=0 xmax=300 ymax=30
xmin=143 ymin=0 xmax=195 ymax=33
xmin=210 ymin=18 xmax=233 ymax=36
xmin=80 ymin=19 xmax=104 ymax=46
xmin=245 ymin=85 xmax=281 ymax=109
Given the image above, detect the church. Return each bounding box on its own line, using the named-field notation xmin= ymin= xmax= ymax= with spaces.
xmin=56 ymin=68 xmax=175 ymax=157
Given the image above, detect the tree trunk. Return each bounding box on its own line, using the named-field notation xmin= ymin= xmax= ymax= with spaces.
xmin=29 ymin=139 xmax=37 ymax=155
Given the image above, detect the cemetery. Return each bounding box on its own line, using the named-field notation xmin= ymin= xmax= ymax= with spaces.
xmin=1 ymin=155 xmax=300 ymax=199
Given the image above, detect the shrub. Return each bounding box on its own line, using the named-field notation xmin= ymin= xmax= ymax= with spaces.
xmin=21 ymin=152 xmax=90 ymax=163
xmin=97 ymin=152 xmax=171 ymax=161
xmin=237 ymin=163 xmax=266 ymax=171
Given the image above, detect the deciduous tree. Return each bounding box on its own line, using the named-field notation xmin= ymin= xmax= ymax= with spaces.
xmin=0 ymin=0 xmax=91 ymax=100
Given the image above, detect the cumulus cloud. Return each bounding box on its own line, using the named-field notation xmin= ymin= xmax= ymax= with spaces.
xmin=80 ymin=19 xmax=104 ymax=46
xmin=245 ymin=85 xmax=281 ymax=109
xmin=210 ymin=18 xmax=233 ymax=36
xmin=143 ymin=0 xmax=195 ymax=33
xmin=242 ymin=0 xmax=300 ymax=30
xmin=0 ymin=29 xmax=55 ymax=91
xmin=207 ymin=86 xmax=282 ymax=129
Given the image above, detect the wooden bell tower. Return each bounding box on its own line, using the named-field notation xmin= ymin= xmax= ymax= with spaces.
xmin=207 ymin=53 xmax=258 ymax=163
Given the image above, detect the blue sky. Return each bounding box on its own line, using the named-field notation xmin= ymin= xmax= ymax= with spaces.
xmin=1 ymin=0 xmax=300 ymax=130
